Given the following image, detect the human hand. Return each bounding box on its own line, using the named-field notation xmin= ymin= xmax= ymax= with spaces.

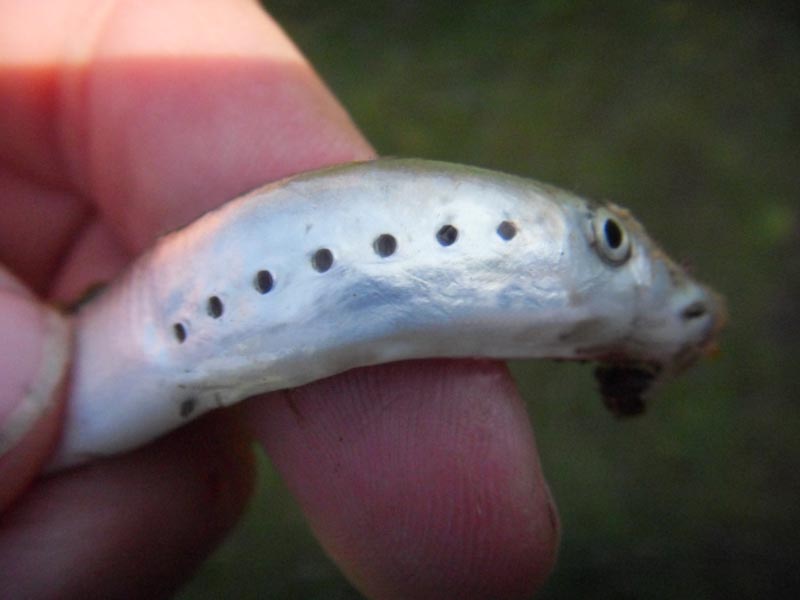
xmin=0 ymin=1 xmax=558 ymax=597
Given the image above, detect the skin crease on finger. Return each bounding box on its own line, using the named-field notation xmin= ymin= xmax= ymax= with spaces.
xmin=0 ymin=0 xmax=560 ymax=598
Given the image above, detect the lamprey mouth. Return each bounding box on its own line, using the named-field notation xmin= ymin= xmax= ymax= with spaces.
xmin=594 ymin=363 xmax=661 ymax=417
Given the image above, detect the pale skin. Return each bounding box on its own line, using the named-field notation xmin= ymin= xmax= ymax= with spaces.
xmin=0 ymin=1 xmax=559 ymax=598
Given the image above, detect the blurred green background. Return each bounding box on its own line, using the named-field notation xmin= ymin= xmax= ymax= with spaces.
xmin=179 ymin=2 xmax=799 ymax=598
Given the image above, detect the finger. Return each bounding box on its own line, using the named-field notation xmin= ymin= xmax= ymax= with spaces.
xmin=0 ymin=410 xmax=255 ymax=599
xmin=0 ymin=268 xmax=69 ymax=511
xmin=82 ymin=0 xmax=373 ymax=251
xmin=248 ymin=361 xmax=560 ymax=599
xmin=48 ymin=217 xmax=131 ymax=303
xmin=1 ymin=0 xmax=373 ymax=258
xmin=0 ymin=168 xmax=90 ymax=296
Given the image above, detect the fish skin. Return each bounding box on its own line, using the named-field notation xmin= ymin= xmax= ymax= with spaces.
xmin=48 ymin=159 xmax=724 ymax=470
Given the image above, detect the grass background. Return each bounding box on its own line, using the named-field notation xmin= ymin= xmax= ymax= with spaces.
xmin=178 ymin=2 xmax=800 ymax=598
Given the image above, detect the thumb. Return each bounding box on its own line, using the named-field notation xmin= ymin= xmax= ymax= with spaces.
xmin=0 ymin=268 xmax=70 ymax=510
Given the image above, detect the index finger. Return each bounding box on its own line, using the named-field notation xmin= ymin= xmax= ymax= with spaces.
xmin=0 ymin=0 xmax=373 ymax=253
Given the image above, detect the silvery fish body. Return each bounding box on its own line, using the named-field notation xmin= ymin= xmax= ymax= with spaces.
xmin=50 ymin=159 xmax=724 ymax=470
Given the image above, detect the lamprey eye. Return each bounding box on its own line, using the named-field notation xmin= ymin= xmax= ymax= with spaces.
xmin=592 ymin=208 xmax=631 ymax=265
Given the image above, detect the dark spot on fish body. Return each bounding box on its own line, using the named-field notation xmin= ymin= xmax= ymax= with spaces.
xmin=207 ymin=296 xmax=224 ymax=318
xmin=436 ymin=224 xmax=458 ymax=246
xmin=312 ymin=248 xmax=334 ymax=272
xmin=255 ymin=270 xmax=274 ymax=294
xmin=497 ymin=220 xmax=517 ymax=241
xmin=179 ymin=398 xmax=197 ymax=418
xmin=373 ymin=234 xmax=398 ymax=257
xmin=173 ymin=323 xmax=187 ymax=343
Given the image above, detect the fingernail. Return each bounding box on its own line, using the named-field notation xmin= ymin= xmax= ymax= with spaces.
xmin=0 ymin=294 xmax=70 ymax=457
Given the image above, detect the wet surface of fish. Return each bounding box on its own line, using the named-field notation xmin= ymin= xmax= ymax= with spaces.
xmin=50 ymin=159 xmax=725 ymax=470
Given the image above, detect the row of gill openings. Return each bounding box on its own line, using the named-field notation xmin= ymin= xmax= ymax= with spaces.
xmin=172 ymin=219 xmax=518 ymax=344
